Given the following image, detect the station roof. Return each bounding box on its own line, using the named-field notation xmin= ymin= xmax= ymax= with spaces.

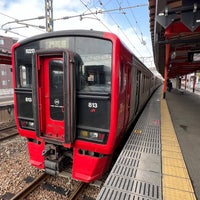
xmin=149 ymin=0 xmax=200 ymax=78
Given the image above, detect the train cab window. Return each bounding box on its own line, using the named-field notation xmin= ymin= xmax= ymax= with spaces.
xmin=74 ymin=37 xmax=112 ymax=93
xmin=77 ymin=64 xmax=110 ymax=93
xmin=19 ymin=65 xmax=32 ymax=88
xmin=50 ymin=61 xmax=63 ymax=89
xmin=85 ymin=65 xmax=105 ymax=85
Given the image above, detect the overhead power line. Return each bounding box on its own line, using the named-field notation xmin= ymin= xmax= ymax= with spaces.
xmin=0 ymin=12 xmax=16 ymax=20
xmin=54 ymin=3 xmax=148 ymax=21
xmin=1 ymin=15 xmax=46 ymax=36
xmin=126 ymin=0 xmax=145 ymax=42
xmin=1 ymin=16 xmax=45 ymax=29
xmin=96 ymin=0 xmax=143 ymax=57
xmin=79 ymin=0 xmax=112 ymax=32
xmin=116 ymin=0 xmax=145 ymax=45
xmin=116 ymin=0 xmax=153 ymax=57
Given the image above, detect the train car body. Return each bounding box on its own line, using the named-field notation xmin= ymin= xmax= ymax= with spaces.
xmin=12 ymin=30 xmax=160 ymax=182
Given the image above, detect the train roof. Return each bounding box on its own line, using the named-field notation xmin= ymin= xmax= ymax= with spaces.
xmin=17 ymin=29 xmax=112 ymax=45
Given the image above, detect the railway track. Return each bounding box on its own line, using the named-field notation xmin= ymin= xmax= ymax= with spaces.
xmin=0 ymin=121 xmax=18 ymax=141
xmin=10 ymin=172 xmax=86 ymax=200
xmin=0 ymin=120 xmax=16 ymax=131
xmin=67 ymin=181 xmax=86 ymax=200
xmin=10 ymin=173 xmax=49 ymax=200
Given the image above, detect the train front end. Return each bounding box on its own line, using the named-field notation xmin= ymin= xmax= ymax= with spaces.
xmin=12 ymin=31 xmax=120 ymax=182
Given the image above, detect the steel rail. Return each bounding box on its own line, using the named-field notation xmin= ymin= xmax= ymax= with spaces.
xmin=68 ymin=181 xmax=86 ymax=200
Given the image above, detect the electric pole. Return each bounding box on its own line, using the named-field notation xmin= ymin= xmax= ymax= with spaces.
xmin=45 ymin=0 xmax=53 ymax=32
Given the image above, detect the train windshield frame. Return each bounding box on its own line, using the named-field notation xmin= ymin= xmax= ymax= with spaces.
xmin=14 ymin=36 xmax=112 ymax=93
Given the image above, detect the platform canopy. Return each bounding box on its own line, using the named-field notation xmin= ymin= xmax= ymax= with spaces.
xmin=149 ymin=0 xmax=200 ymax=78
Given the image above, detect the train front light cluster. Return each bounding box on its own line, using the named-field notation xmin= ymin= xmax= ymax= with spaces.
xmin=78 ymin=129 xmax=107 ymax=143
xmin=20 ymin=120 xmax=35 ymax=130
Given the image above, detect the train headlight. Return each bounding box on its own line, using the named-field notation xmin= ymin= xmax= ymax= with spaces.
xmin=78 ymin=129 xmax=108 ymax=143
xmin=28 ymin=122 xmax=35 ymax=128
xmin=20 ymin=120 xmax=35 ymax=130
xmin=80 ymin=130 xmax=89 ymax=137
xmin=89 ymin=132 xmax=98 ymax=138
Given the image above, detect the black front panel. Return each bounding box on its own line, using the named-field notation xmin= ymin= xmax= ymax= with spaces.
xmin=16 ymin=90 xmax=33 ymax=119
xmin=77 ymin=95 xmax=110 ymax=130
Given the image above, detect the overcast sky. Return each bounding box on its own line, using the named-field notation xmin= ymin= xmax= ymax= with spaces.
xmin=0 ymin=0 xmax=158 ymax=72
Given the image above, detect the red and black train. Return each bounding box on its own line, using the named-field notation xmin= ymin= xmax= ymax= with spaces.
xmin=12 ymin=30 xmax=161 ymax=182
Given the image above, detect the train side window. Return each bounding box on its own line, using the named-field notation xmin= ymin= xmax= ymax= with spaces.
xmin=142 ymin=74 xmax=145 ymax=93
xmin=119 ymin=63 xmax=124 ymax=91
xmin=19 ymin=65 xmax=32 ymax=88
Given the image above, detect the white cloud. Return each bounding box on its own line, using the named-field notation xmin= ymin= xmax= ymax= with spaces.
xmin=53 ymin=0 xmax=83 ymax=11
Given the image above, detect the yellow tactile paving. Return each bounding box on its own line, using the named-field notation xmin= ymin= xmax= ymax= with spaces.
xmin=161 ymin=136 xmax=179 ymax=143
xmin=162 ymin=165 xmax=189 ymax=178
xmin=162 ymin=157 xmax=186 ymax=168
xmin=162 ymin=144 xmax=181 ymax=152
xmin=161 ymin=133 xmax=178 ymax=138
xmin=161 ymin=98 xmax=196 ymax=200
xmin=162 ymin=150 xmax=184 ymax=160
xmin=163 ymin=175 xmax=194 ymax=192
xmin=161 ymin=139 xmax=180 ymax=147
xmin=163 ymin=188 xmax=196 ymax=200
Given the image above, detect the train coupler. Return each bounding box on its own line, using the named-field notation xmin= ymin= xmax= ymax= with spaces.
xmin=42 ymin=144 xmax=68 ymax=175
xmin=42 ymin=144 xmax=59 ymax=160
xmin=44 ymin=156 xmax=67 ymax=175
xmin=45 ymin=159 xmax=59 ymax=175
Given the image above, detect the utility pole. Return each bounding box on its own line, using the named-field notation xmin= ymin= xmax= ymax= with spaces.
xmin=45 ymin=0 xmax=53 ymax=32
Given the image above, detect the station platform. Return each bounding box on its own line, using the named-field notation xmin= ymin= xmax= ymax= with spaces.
xmin=0 ymin=95 xmax=14 ymax=122
xmin=0 ymin=95 xmax=13 ymax=107
xmin=97 ymin=87 xmax=198 ymax=200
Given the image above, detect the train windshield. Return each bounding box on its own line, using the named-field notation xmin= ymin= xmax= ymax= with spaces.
xmin=15 ymin=36 xmax=112 ymax=93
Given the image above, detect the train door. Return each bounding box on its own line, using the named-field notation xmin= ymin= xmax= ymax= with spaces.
xmin=32 ymin=50 xmax=76 ymax=145
xmin=42 ymin=58 xmax=64 ymax=142
xmin=135 ymin=70 xmax=141 ymax=114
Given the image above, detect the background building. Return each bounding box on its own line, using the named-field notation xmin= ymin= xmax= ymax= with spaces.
xmin=0 ymin=35 xmax=17 ymax=95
